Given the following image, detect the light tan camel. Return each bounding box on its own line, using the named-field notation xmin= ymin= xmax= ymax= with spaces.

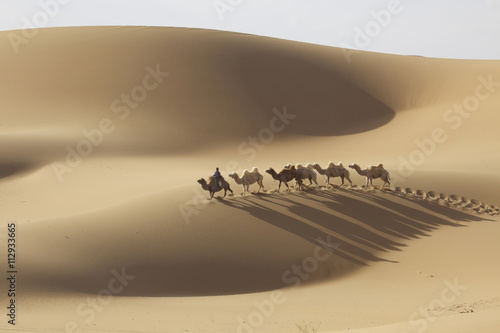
xmin=284 ymin=163 xmax=318 ymax=188
xmin=228 ymin=167 xmax=264 ymax=195
xmin=197 ymin=176 xmax=233 ymax=199
xmin=348 ymin=163 xmax=390 ymax=188
xmin=265 ymin=167 xmax=303 ymax=192
xmin=312 ymin=162 xmax=352 ymax=186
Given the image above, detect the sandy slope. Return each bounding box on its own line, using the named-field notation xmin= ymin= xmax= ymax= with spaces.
xmin=0 ymin=26 xmax=499 ymax=333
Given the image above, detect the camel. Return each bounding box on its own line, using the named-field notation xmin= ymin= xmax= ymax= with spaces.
xmin=348 ymin=163 xmax=390 ymax=188
xmin=228 ymin=167 xmax=264 ymax=195
xmin=284 ymin=163 xmax=318 ymax=188
xmin=312 ymin=162 xmax=352 ymax=187
xmin=197 ymin=176 xmax=233 ymax=199
xmin=265 ymin=167 xmax=303 ymax=192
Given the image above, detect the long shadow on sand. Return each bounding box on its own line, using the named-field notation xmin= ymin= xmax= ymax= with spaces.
xmin=27 ymin=187 xmax=492 ymax=297
xmin=219 ymin=187 xmax=489 ymax=274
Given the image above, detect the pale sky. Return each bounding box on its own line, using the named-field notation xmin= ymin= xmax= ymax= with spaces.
xmin=1 ymin=0 xmax=500 ymax=59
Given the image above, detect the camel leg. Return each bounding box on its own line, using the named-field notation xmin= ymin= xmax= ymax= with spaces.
xmin=228 ymin=186 xmax=233 ymax=196
xmin=247 ymin=184 xmax=250 ymax=194
xmin=278 ymin=181 xmax=282 ymax=192
xmin=347 ymin=175 xmax=353 ymax=187
xmin=223 ymin=189 xmax=227 ymax=198
xmin=340 ymin=175 xmax=345 ymax=186
xmin=296 ymin=179 xmax=302 ymax=191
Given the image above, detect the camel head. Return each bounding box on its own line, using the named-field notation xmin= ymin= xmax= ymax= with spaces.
xmin=312 ymin=163 xmax=326 ymax=173
xmin=228 ymin=172 xmax=237 ymax=179
xmin=197 ymin=178 xmax=207 ymax=186
xmin=348 ymin=163 xmax=358 ymax=169
xmin=283 ymin=164 xmax=291 ymax=169
xmin=265 ymin=168 xmax=275 ymax=175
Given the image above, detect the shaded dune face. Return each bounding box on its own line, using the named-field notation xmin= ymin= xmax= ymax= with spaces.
xmin=0 ymin=162 xmax=38 ymax=179
xmin=0 ymin=27 xmax=394 ymax=158
xmin=232 ymin=52 xmax=395 ymax=136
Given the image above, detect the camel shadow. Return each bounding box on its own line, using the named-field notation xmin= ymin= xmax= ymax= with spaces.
xmin=26 ymin=187 xmax=493 ymax=298
xmin=220 ymin=187 xmax=490 ymax=274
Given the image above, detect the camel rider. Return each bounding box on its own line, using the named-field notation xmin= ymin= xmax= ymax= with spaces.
xmin=214 ymin=167 xmax=222 ymax=190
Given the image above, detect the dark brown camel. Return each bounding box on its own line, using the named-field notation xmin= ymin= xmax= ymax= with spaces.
xmin=197 ymin=176 xmax=233 ymax=199
xmin=265 ymin=167 xmax=303 ymax=192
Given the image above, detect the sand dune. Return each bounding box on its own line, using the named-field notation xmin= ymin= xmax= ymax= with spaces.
xmin=1 ymin=26 xmax=499 ymax=332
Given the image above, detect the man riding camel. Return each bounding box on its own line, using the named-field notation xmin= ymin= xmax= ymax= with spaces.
xmin=214 ymin=167 xmax=222 ymax=190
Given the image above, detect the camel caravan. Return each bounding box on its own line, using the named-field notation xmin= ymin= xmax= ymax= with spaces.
xmin=197 ymin=162 xmax=391 ymax=199
xmin=196 ymin=163 xmax=500 ymax=216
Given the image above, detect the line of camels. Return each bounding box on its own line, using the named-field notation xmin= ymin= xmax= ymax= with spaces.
xmin=197 ymin=162 xmax=390 ymax=199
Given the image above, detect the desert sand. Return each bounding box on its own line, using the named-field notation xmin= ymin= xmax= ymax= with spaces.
xmin=0 ymin=26 xmax=499 ymax=333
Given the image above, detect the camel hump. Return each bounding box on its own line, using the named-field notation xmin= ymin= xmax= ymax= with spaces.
xmin=338 ymin=162 xmax=343 ymax=167
xmin=243 ymin=169 xmax=250 ymax=175
xmin=328 ymin=161 xmax=335 ymax=167
xmin=377 ymin=163 xmax=384 ymax=168
xmin=251 ymin=167 xmax=259 ymax=173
